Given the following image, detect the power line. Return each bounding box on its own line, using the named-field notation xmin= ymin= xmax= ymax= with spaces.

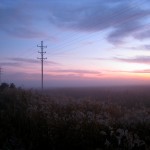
xmin=37 ymin=41 xmax=47 ymax=91
xmin=44 ymin=0 xmax=145 ymax=53
xmin=10 ymin=0 xmax=147 ymax=59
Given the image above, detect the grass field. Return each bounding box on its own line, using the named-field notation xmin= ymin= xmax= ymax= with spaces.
xmin=0 ymin=85 xmax=150 ymax=150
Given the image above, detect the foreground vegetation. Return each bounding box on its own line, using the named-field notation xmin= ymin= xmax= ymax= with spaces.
xmin=0 ymin=84 xmax=150 ymax=150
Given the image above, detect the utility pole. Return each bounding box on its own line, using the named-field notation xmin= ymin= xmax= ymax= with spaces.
xmin=37 ymin=41 xmax=47 ymax=91
xmin=0 ymin=67 xmax=2 ymax=85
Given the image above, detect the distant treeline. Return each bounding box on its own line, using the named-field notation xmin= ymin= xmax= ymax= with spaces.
xmin=0 ymin=82 xmax=16 ymax=90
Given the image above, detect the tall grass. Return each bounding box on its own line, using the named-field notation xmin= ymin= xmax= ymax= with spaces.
xmin=0 ymin=87 xmax=150 ymax=150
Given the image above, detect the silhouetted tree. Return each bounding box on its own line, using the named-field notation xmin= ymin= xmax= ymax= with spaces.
xmin=0 ymin=82 xmax=9 ymax=90
xmin=9 ymin=83 xmax=16 ymax=89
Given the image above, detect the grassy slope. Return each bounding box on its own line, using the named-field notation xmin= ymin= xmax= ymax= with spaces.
xmin=0 ymin=87 xmax=150 ymax=150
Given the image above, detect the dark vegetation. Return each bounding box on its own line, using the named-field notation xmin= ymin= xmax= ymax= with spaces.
xmin=0 ymin=83 xmax=150 ymax=150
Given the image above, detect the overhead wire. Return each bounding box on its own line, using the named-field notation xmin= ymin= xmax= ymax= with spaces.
xmin=43 ymin=0 xmax=147 ymax=56
xmin=7 ymin=0 xmax=149 ymax=63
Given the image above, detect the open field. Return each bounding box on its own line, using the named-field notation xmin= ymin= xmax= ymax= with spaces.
xmin=0 ymin=86 xmax=150 ymax=150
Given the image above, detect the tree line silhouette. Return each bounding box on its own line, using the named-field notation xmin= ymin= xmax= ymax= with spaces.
xmin=0 ymin=82 xmax=16 ymax=90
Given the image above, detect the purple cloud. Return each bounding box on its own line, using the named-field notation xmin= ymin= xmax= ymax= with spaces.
xmin=1 ymin=0 xmax=150 ymax=43
xmin=109 ymin=69 xmax=150 ymax=74
xmin=107 ymin=21 xmax=142 ymax=44
xmin=0 ymin=62 xmax=21 ymax=67
xmin=0 ymin=57 xmax=59 ymax=68
xmin=48 ymin=0 xmax=150 ymax=44
xmin=132 ymin=69 xmax=150 ymax=73
xmin=127 ymin=44 xmax=150 ymax=51
xmin=48 ymin=69 xmax=102 ymax=76
xmin=142 ymin=45 xmax=150 ymax=50
xmin=9 ymin=58 xmax=39 ymax=64
xmin=115 ymin=56 xmax=150 ymax=64
xmin=134 ymin=29 xmax=150 ymax=40
xmin=8 ymin=57 xmax=59 ymax=65
xmin=5 ymin=26 xmax=47 ymax=39
xmin=0 ymin=3 xmax=47 ymax=38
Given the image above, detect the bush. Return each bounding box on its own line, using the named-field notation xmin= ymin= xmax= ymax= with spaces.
xmin=0 ymin=82 xmax=9 ymax=90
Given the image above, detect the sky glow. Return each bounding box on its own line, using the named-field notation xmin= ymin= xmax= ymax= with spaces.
xmin=0 ymin=0 xmax=150 ymax=87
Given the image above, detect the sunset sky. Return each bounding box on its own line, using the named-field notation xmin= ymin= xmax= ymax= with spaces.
xmin=1 ymin=0 xmax=150 ymax=88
